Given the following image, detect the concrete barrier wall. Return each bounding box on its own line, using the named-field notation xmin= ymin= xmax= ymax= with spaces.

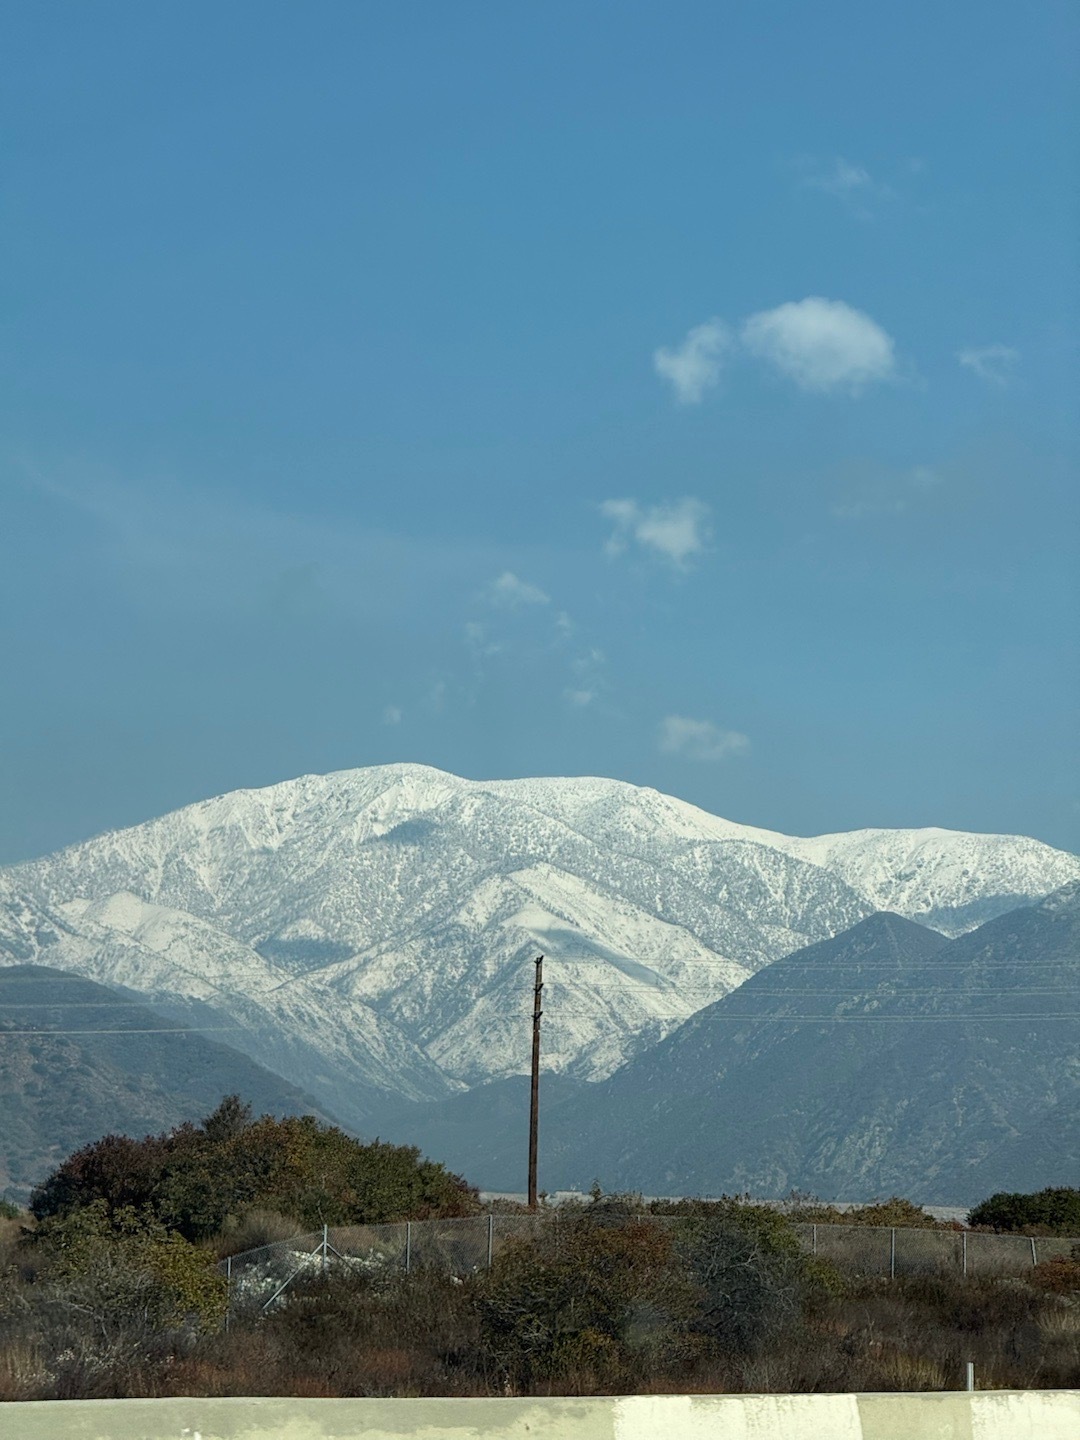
xmin=4 ymin=1392 xmax=1078 ymax=1440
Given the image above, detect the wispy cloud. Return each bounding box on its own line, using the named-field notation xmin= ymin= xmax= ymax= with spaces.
xmin=958 ymin=344 xmax=1019 ymax=387
xmin=741 ymin=297 xmax=896 ymax=394
xmin=601 ymin=498 xmax=710 ymax=569
xmin=464 ymin=619 xmax=503 ymax=660
xmin=382 ymin=705 xmax=403 ymax=725
xmin=485 ymin=571 xmax=550 ymax=608
xmin=14 ymin=461 xmax=500 ymax=626
xmin=658 ymin=715 xmax=749 ymax=762
xmin=653 ymin=319 xmax=732 ymax=404
xmin=564 ymin=688 xmax=595 ymax=708
xmin=464 ymin=570 xmax=614 ymax=714
xmin=831 ymin=464 xmax=942 ymax=520
xmin=797 ymin=156 xmax=894 ymax=219
xmin=562 ymin=647 xmax=608 ymax=711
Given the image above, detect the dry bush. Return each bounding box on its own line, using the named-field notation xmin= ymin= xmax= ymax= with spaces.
xmin=215 ymin=1208 xmax=305 ymax=1258
xmin=1030 ymin=1255 xmax=1080 ymax=1295
xmin=0 ymin=1339 xmax=49 ymax=1401
xmin=4 ymin=1199 xmax=1079 ymax=1400
xmin=785 ymin=1197 xmax=955 ymax=1230
xmin=476 ymin=1218 xmax=695 ymax=1394
xmin=213 ymin=1268 xmax=485 ymax=1397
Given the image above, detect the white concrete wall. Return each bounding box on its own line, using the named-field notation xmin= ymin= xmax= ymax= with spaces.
xmin=3 ymin=1392 xmax=1078 ymax=1439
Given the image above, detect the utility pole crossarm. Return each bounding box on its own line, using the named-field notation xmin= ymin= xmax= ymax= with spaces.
xmin=527 ymin=954 xmax=543 ymax=1210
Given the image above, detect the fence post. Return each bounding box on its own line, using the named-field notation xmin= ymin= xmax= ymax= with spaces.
xmin=321 ymin=1224 xmax=328 ymax=1274
xmin=812 ymin=1224 xmax=817 ymax=1256
xmin=890 ymin=1228 xmax=896 ymax=1279
xmin=406 ymin=1220 xmax=412 ymax=1275
xmin=962 ymin=1229 xmax=967 ymax=1277
xmin=1030 ymin=1236 xmax=1038 ymax=1267
xmin=225 ymin=1254 xmax=232 ymax=1332
xmin=966 ymin=1361 xmax=975 ymax=1392
xmin=487 ymin=1214 xmax=494 ymax=1269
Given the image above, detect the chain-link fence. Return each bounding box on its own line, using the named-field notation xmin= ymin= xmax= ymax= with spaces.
xmin=221 ymin=1214 xmax=1079 ymax=1322
xmin=222 ymin=1214 xmax=551 ymax=1322
xmin=790 ymin=1222 xmax=1076 ymax=1278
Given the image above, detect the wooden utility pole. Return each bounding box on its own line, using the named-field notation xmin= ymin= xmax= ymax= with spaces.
xmin=527 ymin=954 xmax=543 ymax=1209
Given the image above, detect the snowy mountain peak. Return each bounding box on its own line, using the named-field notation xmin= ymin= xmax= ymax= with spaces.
xmin=2 ymin=764 xmax=1076 ymax=1126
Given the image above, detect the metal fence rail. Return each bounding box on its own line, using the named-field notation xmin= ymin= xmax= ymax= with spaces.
xmin=221 ymin=1214 xmax=1080 ymax=1318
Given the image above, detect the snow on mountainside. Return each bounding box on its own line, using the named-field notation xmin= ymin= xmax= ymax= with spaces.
xmin=0 ymin=877 xmax=455 ymax=1123
xmin=2 ymin=764 xmax=1077 ymax=1126
xmin=778 ymin=828 xmax=1080 ymax=936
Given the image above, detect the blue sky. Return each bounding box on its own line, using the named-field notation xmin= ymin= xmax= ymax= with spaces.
xmin=2 ymin=0 xmax=1077 ymax=862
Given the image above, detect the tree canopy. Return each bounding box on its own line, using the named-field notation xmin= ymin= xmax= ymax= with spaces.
xmin=30 ymin=1096 xmax=479 ymax=1241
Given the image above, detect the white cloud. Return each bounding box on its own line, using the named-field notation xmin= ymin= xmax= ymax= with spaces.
xmin=958 ymin=344 xmax=1019 ymax=387
xmin=564 ymin=688 xmax=595 ymax=708
xmin=741 ymin=297 xmax=896 ymax=394
xmin=658 ymin=716 xmax=749 ymax=762
xmin=601 ymin=497 xmax=710 ymax=568
xmin=653 ymin=319 xmax=732 ymax=404
xmin=573 ymin=646 xmax=606 ymax=675
xmin=382 ymin=705 xmax=403 ymax=725
xmin=486 ymin=571 xmax=550 ymax=608
xmin=806 ymin=156 xmax=874 ymax=197
xmin=798 ymin=157 xmax=894 ymax=218
xmin=464 ymin=620 xmax=503 ymax=659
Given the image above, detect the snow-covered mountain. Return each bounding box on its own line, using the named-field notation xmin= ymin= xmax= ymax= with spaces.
xmin=2 ymin=764 xmax=1077 ymax=1129
xmin=775 ymin=827 xmax=1075 ymax=936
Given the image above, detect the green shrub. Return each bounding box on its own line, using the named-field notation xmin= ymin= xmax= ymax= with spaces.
xmin=968 ymin=1188 xmax=1080 ymax=1237
xmin=34 ymin=1199 xmax=226 ymax=1331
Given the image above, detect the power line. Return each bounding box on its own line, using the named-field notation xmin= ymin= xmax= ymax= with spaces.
xmin=518 ymin=1012 xmax=1080 ymax=1023
xmin=0 ymin=1025 xmax=243 ymax=1036
xmin=0 ymin=1002 xmax=183 ymax=1009
xmin=539 ymin=984 xmax=1079 ymax=993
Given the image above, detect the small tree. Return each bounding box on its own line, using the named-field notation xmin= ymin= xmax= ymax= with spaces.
xmin=675 ymin=1205 xmax=806 ymax=1357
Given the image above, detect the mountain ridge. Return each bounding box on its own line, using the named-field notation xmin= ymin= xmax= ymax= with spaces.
xmin=2 ymin=764 xmax=1076 ymax=1132
xmin=538 ymin=888 xmax=1080 ymax=1202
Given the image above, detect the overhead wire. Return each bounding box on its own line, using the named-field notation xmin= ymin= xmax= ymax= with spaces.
xmin=0 ymin=1026 xmax=243 ymax=1037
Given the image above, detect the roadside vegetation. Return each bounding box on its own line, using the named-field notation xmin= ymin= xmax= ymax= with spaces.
xmin=1 ymin=1102 xmax=1077 ymax=1400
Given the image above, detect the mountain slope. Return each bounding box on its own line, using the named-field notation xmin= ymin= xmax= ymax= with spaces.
xmin=947 ymin=1092 xmax=1080 ymax=1199
xmin=0 ymin=965 xmax=334 ymax=1198
xmin=0 ymin=878 xmax=455 ymax=1130
xmin=507 ymin=887 xmax=1080 ymax=1202
xmin=3 ymin=765 xmax=1076 ymax=1122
